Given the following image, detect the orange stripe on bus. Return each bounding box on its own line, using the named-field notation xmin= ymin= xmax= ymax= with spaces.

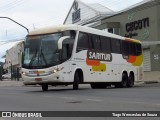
xmin=127 ymin=56 xmax=136 ymax=63
xmin=86 ymin=58 xmax=100 ymax=66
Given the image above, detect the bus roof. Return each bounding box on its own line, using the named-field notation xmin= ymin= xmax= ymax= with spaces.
xmin=28 ymin=24 xmax=137 ymax=42
xmin=28 ymin=24 xmax=78 ymax=36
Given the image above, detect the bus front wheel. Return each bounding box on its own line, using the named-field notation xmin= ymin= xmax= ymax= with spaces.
xmin=73 ymin=72 xmax=80 ymax=90
xmin=42 ymin=84 xmax=48 ymax=91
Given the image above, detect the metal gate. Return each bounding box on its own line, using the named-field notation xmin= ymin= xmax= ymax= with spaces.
xmin=143 ymin=49 xmax=151 ymax=71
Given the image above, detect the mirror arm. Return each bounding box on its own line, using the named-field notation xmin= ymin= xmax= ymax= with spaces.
xmin=58 ymin=36 xmax=70 ymax=50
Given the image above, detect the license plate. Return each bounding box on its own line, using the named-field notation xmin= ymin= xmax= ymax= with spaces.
xmin=35 ymin=78 xmax=42 ymax=81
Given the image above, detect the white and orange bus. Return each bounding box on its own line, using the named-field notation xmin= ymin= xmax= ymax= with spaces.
xmin=22 ymin=24 xmax=143 ymax=91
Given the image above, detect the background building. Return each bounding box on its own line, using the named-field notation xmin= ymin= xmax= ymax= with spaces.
xmin=64 ymin=0 xmax=160 ymax=72
xmin=64 ymin=0 xmax=115 ymax=26
xmin=3 ymin=41 xmax=24 ymax=73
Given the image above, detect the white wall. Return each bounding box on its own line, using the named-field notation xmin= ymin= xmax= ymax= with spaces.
xmin=3 ymin=41 xmax=23 ymax=72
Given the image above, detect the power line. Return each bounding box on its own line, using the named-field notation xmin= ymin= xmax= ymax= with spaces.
xmin=0 ymin=0 xmax=23 ymax=9
xmin=0 ymin=0 xmax=29 ymax=13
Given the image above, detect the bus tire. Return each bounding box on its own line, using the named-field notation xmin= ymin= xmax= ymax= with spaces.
xmin=73 ymin=72 xmax=80 ymax=90
xmin=127 ymin=73 xmax=134 ymax=87
xmin=115 ymin=73 xmax=128 ymax=88
xmin=42 ymin=84 xmax=48 ymax=91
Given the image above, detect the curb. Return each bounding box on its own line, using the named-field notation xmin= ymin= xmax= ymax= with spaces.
xmin=0 ymin=80 xmax=23 ymax=87
xmin=144 ymin=81 xmax=159 ymax=84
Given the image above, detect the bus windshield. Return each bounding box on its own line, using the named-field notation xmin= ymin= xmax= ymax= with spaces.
xmin=23 ymin=33 xmax=62 ymax=69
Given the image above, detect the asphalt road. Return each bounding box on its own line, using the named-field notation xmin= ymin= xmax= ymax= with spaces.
xmin=0 ymin=83 xmax=160 ymax=119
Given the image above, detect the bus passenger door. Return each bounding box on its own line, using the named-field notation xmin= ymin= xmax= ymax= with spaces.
xmin=61 ymin=42 xmax=73 ymax=81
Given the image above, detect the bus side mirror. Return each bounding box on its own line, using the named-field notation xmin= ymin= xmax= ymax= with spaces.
xmin=58 ymin=36 xmax=70 ymax=50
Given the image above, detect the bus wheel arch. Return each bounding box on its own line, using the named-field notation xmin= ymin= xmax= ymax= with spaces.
xmin=73 ymin=69 xmax=83 ymax=90
xmin=127 ymin=71 xmax=135 ymax=87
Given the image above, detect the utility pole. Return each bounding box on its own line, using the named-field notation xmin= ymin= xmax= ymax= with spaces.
xmin=33 ymin=24 xmax=36 ymax=30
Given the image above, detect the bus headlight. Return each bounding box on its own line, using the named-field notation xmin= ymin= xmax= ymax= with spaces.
xmin=49 ymin=69 xmax=57 ymax=74
xmin=50 ymin=67 xmax=64 ymax=74
xmin=53 ymin=69 xmax=57 ymax=73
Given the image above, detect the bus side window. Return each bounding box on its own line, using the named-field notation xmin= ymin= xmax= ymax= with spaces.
xmin=63 ymin=30 xmax=76 ymax=39
xmin=62 ymin=44 xmax=73 ymax=61
xmin=91 ymin=35 xmax=101 ymax=50
xmin=76 ymin=32 xmax=89 ymax=52
xmin=121 ymin=41 xmax=129 ymax=55
xmin=129 ymin=42 xmax=136 ymax=56
xmin=62 ymin=38 xmax=74 ymax=61
xmin=100 ymin=36 xmax=111 ymax=52
xmin=111 ymin=38 xmax=121 ymax=54
xmin=136 ymin=43 xmax=142 ymax=56
xmin=62 ymin=44 xmax=68 ymax=61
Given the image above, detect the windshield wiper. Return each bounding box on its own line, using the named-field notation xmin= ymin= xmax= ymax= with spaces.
xmin=29 ymin=48 xmax=37 ymax=66
xmin=40 ymin=48 xmax=48 ymax=66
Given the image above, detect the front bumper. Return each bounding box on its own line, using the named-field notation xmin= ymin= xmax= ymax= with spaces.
xmin=22 ymin=73 xmax=62 ymax=85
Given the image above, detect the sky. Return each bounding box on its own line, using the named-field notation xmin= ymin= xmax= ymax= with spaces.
xmin=0 ymin=0 xmax=144 ymax=62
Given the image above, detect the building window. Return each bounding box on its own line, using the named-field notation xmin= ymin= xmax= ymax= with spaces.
xmin=108 ymin=28 xmax=113 ymax=33
xmin=102 ymin=28 xmax=120 ymax=35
